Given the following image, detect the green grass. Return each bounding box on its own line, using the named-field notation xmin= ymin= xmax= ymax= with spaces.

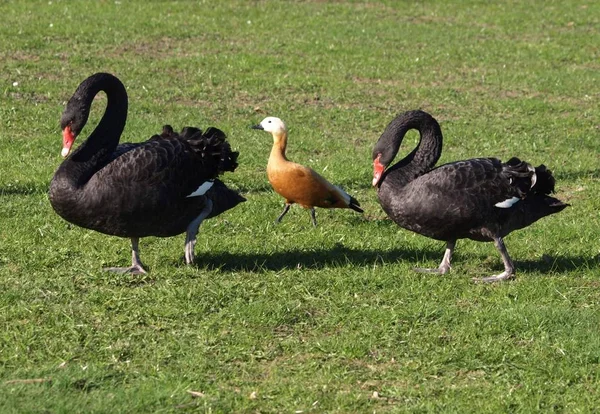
xmin=1 ymin=0 xmax=599 ymax=412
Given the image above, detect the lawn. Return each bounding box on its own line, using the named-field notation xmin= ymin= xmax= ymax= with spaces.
xmin=1 ymin=0 xmax=599 ymax=412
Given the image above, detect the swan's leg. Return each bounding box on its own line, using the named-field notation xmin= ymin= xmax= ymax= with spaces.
xmin=474 ymin=236 xmax=515 ymax=283
xmin=129 ymin=237 xmax=147 ymax=273
xmin=275 ymin=203 xmax=291 ymax=224
xmin=309 ymin=207 xmax=317 ymax=227
xmin=414 ymin=240 xmax=455 ymax=274
xmin=184 ymin=200 xmax=213 ymax=265
xmin=104 ymin=237 xmax=147 ymax=275
xmin=437 ymin=241 xmax=454 ymax=274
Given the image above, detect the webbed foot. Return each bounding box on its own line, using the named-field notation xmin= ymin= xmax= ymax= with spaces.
xmin=103 ymin=264 xmax=147 ymax=275
xmin=473 ymin=271 xmax=515 ymax=283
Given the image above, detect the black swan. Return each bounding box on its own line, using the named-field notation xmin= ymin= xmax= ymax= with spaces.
xmin=372 ymin=110 xmax=568 ymax=282
xmin=49 ymin=73 xmax=245 ymax=274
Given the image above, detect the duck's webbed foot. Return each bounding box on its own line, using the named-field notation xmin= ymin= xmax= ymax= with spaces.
xmin=473 ymin=236 xmax=515 ymax=283
xmin=414 ymin=240 xmax=454 ymax=275
xmin=104 ymin=237 xmax=148 ymax=275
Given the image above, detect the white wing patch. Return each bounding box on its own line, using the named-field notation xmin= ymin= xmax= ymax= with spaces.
xmin=495 ymin=196 xmax=520 ymax=208
xmin=186 ymin=180 xmax=214 ymax=198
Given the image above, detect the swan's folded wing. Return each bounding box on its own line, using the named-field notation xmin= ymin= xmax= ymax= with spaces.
xmin=420 ymin=158 xmax=526 ymax=212
xmin=91 ymin=138 xmax=221 ymax=202
xmin=103 ymin=143 xmax=142 ymax=163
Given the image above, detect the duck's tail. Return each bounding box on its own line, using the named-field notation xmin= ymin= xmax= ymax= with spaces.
xmin=331 ymin=184 xmax=363 ymax=213
xmin=349 ymin=195 xmax=364 ymax=213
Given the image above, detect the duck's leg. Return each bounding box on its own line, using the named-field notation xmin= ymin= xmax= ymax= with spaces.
xmin=415 ymin=240 xmax=455 ymax=274
xmin=309 ymin=207 xmax=317 ymax=227
xmin=184 ymin=200 xmax=213 ymax=265
xmin=275 ymin=203 xmax=291 ymax=224
xmin=474 ymin=236 xmax=515 ymax=283
xmin=104 ymin=237 xmax=147 ymax=275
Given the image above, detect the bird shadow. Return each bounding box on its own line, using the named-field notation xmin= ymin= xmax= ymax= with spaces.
xmin=515 ymin=253 xmax=600 ymax=275
xmin=191 ymin=245 xmax=441 ymax=273
xmin=188 ymin=246 xmax=598 ymax=277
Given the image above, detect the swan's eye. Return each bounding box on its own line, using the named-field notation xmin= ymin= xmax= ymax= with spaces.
xmin=268 ymin=120 xmax=272 ymax=123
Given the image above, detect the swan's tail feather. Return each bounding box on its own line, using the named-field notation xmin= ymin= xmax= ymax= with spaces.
xmin=503 ymin=158 xmax=562 ymax=198
xmin=529 ymin=166 xmax=568 ymax=211
xmin=500 ymin=194 xmax=569 ymax=236
xmin=179 ymin=126 xmax=202 ymax=140
xmin=178 ymin=126 xmax=239 ymax=174
xmin=153 ymin=124 xmax=239 ymax=174
xmin=205 ymin=179 xmax=246 ymax=219
xmin=531 ymin=164 xmax=556 ymax=195
xmin=503 ymin=157 xmax=536 ymax=197
xmin=161 ymin=124 xmax=175 ymax=137
xmin=499 ymin=159 xmax=568 ymax=235
xmin=148 ymin=124 xmax=175 ymax=141
xmin=198 ymin=127 xmax=238 ymax=174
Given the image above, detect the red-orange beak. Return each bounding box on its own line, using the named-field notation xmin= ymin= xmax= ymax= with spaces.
xmin=61 ymin=125 xmax=75 ymax=158
xmin=372 ymin=154 xmax=385 ymax=187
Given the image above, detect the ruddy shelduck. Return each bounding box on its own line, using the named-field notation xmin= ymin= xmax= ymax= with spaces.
xmin=252 ymin=116 xmax=363 ymax=226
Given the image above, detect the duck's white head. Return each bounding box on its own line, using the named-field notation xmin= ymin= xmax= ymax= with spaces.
xmin=252 ymin=116 xmax=287 ymax=135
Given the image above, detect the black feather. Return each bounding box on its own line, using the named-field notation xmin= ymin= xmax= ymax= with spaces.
xmin=49 ymin=73 xmax=245 ymax=271
xmin=373 ymin=109 xmax=568 ymax=279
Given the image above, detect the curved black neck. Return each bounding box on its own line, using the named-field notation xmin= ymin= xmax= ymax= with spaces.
xmin=61 ymin=73 xmax=128 ymax=186
xmin=374 ymin=110 xmax=443 ymax=186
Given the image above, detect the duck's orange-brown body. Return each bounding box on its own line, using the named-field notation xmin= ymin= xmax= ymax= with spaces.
xmin=267 ymin=137 xmax=350 ymax=209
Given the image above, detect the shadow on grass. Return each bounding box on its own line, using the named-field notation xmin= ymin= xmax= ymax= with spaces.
xmin=193 ymin=245 xmax=442 ymax=272
xmin=516 ymin=253 xmax=600 ymax=274
xmin=191 ymin=247 xmax=599 ymax=276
